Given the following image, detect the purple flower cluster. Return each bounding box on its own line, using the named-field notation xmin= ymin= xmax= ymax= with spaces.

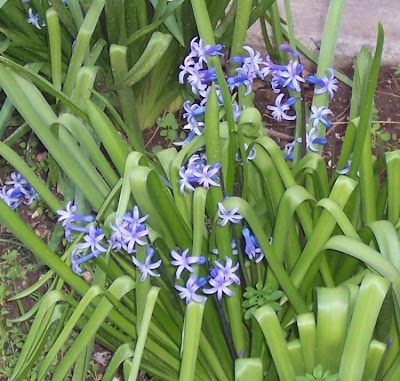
xmin=176 ymin=38 xmax=242 ymax=147
xmin=70 ymin=225 xmax=107 ymax=275
xmin=57 ymin=203 xmax=158 ymax=277
xmin=109 ymin=206 xmax=149 ymax=253
xmin=0 ymin=172 xmax=40 ymax=209
xmin=179 ymin=37 xmax=222 ymax=96
xmin=250 ymin=44 xmax=338 ymax=157
xmin=178 ymin=153 xmax=221 ymax=193
xmin=57 ymin=202 xmax=103 ymax=274
xmin=172 ymin=250 xmax=241 ymax=304
xmin=56 ymin=201 xmax=95 ymax=242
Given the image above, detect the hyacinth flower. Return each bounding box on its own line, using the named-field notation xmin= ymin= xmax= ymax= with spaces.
xmin=235 ymin=143 xmax=257 ymax=163
xmin=242 ymin=227 xmax=264 ymax=263
xmin=211 ymin=257 xmax=240 ymax=285
xmin=297 ymin=126 xmax=328 ymax=152
xmin=309 ymin=105 xmax=332 ymax=128
xmin=203 ymin=272 xmax=235 ymax=301
xmin=109 ymin=206 xmax=149 ymax=254
xmin=175 ymin=276 xmax=207 ymax=304
xmin=57 ymin=201 xmax=95 ymax=241
xmin=0 ymin=187 xmax=22 ymax=209
xmin=182 ymin=101 xmax=206 ymax=127
xmin=278 ymin=44 xmax=300 ymax=58
xmin=171 ymin=248 xmax=207 ymax=279
xmin=284 ymin=141 xmax=296 ymax=160
xmin=56 ymin=201 xmax=94 ymax=227
xmin=266 ymin=93 xmax=297 ymax=122
xmin=306 ymin=68 xmax=338 ymax=99
xmin=231 ymin=46 xmax=266 ymax=79
xmin=227 ymin=66 xmax=256 ymax=96
xmin=70 ymin=226 xmax=108 ymax=275
xmin=187 ymin=37 xmax=224 ymax=65
xmin=178 ymin=154 xmax=221 ymax=193
xmin=131 ymin=246 xmax=162 ymax=282
xmin=27 ymin=8 xmax=42 ymax=29
xmin=203 ymin=258 xmax=240 ymax=301
xmin=217 ymin=202 xmax=244 ymax=226
xmin=5 ymin=172 xmax=28 ymax=189
xmin=336 ymin=159 xmax=352 ymax=175
xmin=268 ymin=60 xmax=305 ymax=93
xmin=0 ymin=172 xmax=40 ymax=210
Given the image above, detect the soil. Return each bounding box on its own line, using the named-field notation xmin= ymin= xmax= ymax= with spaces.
xmin=1 ymin=64 xmax=400 ymax=380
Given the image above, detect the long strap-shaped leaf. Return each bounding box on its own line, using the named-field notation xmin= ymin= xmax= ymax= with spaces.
xmin=253 ymin=305 xmax=296 ymax=381
xmin=113 ymin=32 xmax=172 ymax=89
xmin=339 ymin=273 xmax=391 ymax=380
xmin=0 ymin=66 xmax=105 ymax=209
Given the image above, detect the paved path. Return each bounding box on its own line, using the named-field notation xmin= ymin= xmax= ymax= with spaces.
xmin=248 ymin=0 xmax=400 ymax=65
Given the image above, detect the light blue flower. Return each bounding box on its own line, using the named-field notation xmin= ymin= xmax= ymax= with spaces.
xmin=27 ymin=8 xmax=41 ymax=29
xmin=71 ymin=248 xmax=96 ymax=275
xmin=175 ymin=276 xmax=207 ymax=304
xmin=192 ymin=163 xmax=221 ymax=189
xmin=132 ymin=247 xmax=162 ymax=282
xmin=203 ymin=271 xmax=235 ymax=301
xmin=217 ymin=202 xmax=243 ymax=226
xmin=76 ymin=225 xmax=107 ymax=255
xmin=227 ymin=66 xmax=256 ymax=95
xmin=266 ymin=93 xmax=297 ymax=122
xmin=242 ymin=228 xmax=264 ymax=263
xmin=306 ymin=68 xmax=338 ymax=99
xmin=171 ymin=248 xmax=206 ymax=279
xmin=57 ymin=201 xmax=94 ymax=227
xmin=109 ymin=207 xmax=149 ymax=253
xmin=231 ymin=46 xmax=265 ymax=79
xmin=5 ymin=172 xmax=28 ymax=189
xmin=211 ymin=257 xmax=240 ymax=285
xmin=297 ymin=127 xmax=328 ymax=152
xmin=188 ymin=37 xmax=223 ymax=65
xmin=0 ymin=187 xmax=22 ymax=209
xmin=310 ymin=105 xmax=332 ymax=128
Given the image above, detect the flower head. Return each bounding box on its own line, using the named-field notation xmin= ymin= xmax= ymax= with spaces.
xmin=27 ymin=8 xmax=41 ymax=29
xmin=171 ymin=249 xmax=206 ymax=279
xmin=57 ymin=201 xmax=94 ymax=227
xmin=266 ymin=94 xmax=297 ymax=122
xmin=5 ymin=172 xmax=28 ymax=189
xmin=175 ymin=276 xmax=207 ymax=304
xmin=309 ymin=105 xmax=332 ymax=128
xmin=109 ymin=207 xmax=149 ymax=253
xmin=297 ymin=127 xmax=328 ymax=152
xmin=203 ymin=271 xmax=235 ymax=301
xmin=217 ymin=202 xmax=243 ymax=226
xmin=76 ymin=225 xmax=107 ymax=255
xmin=242 ymin=227 xmax=264 ymax=263
xmin=306 ymin=68 xmax=338 ymax=99
xmin=132 ymin=247 xmax=162 ymax=281
xmin=188 ymin=37 xmax=224 ymax=65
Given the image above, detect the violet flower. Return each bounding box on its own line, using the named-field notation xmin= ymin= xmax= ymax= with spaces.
xmin=171 ymin=248 xmax=206 ymax=279
xmin=131 ymin=247 xmax=162 ymax=282
xmin=266 ymin=94 xmax=297 ymax=122
xmin=175 ymin=276 xmax=207 ymax=304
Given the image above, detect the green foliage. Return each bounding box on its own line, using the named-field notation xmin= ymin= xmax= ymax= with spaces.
xmin=296 ymin=364 xmax=339 ymax=381
xmin=0 ymin=0 xmax=398 ymax=380
xmin=242 ymin=281 xmax=282 ymax=319
xmin=156 ymin=112 xmax=184 ymax=145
